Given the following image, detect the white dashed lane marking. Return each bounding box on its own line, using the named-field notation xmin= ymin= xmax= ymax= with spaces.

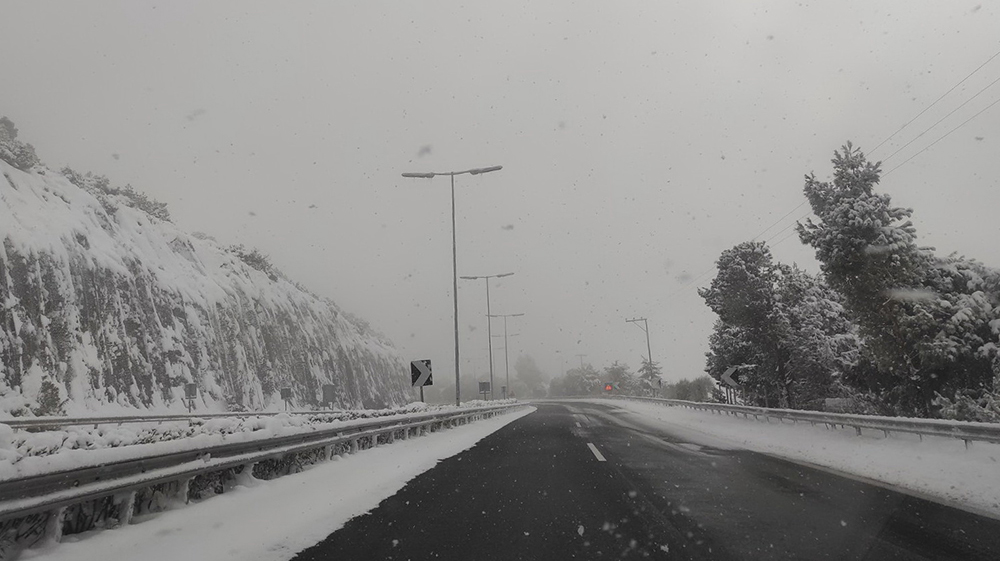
xmin=586 ymin=442 xmax=607 ymax=462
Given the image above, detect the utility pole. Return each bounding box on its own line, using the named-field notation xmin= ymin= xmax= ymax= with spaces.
xmin=575 ymin=353 xmax=587 ymax=369
xmin=555 ymin=350 xmax=566 ymax=376
xmin=625 ymin=317 xmax=653 ymax=366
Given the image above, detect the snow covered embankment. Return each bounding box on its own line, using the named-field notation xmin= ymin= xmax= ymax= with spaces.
xmin=601 ymin=399 xmax=1000 ymax=518
xmin=0 ymin=158 xmax=408 ymax=416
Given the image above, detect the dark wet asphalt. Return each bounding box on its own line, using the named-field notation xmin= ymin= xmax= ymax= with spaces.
xmin=292 ymin=401 xmax=1000 ymax=561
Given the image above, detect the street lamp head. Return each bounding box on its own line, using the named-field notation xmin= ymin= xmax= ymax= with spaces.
xmin=401 ymin=172 xmax=436 ymax=178
xmin=459 ymin=276 xmax=480 ymax=280
xmin=496 ymin=272 xmax=515 ymax=278
xmin=510 ymin=313 xmax=525 ymax=317
xmin=468 ymin=165 xmax=502 ymax=175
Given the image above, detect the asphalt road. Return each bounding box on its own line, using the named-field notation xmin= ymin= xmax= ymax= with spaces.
xmin=292 ymin=401 xmax=1000 ymax=560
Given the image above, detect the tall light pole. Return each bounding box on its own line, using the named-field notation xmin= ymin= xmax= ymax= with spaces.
xmin=460 ymin=272 xmax=514 ymax=399
xmin=487 ymin=312 xmax=524 ymax=400
xmin=492 ymin=332 xmax=519 ymax=398
xmin=575 ymin=353 xmax=587 ymax=369
xmin=625 ymin=317 xmax=653 ymax=367
xmin=401 ymin=165 xmax=502 ymax=405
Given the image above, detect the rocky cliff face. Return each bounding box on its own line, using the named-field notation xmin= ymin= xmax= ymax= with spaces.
xmin=0 ymin=159 xmax=408 ymax=415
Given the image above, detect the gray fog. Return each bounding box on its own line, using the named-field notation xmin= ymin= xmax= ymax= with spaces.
xmin=2 ymin=1 xmax=998 ymax=386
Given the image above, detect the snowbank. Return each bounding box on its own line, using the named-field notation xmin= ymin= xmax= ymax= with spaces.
xmin=597 ymin=399 xmax=1000 ymax=518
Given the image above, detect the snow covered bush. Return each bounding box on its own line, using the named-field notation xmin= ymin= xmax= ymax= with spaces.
xmin=934 ymin=387 xmax=1000 ymax=422
xmin=0 ymin=117 xmax=40 ymax=171
xmin=227 ymin=244 xmax=280 ymax=281
xmin=60 ymin=166 xmax=171 ymax=221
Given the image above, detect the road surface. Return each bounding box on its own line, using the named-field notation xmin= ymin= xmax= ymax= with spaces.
xmin=292 ymin=401 xmax=1000 ymax=560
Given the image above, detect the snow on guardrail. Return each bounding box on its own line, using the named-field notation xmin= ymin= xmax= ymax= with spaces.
xmin=0 ymin=400 xmax=516 ymax=482
xmin=607 ymin=395 xmax=1000 ymax=445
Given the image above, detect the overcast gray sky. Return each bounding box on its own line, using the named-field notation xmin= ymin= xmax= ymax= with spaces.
xmin=2 ymin=1 xmax=998 ymax=386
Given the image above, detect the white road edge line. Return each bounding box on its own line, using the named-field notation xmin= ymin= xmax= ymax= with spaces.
xmin=587 ymin=442 xmax=607 ymax=462
xmin=575 ymin=422 xmax=582 ymax=428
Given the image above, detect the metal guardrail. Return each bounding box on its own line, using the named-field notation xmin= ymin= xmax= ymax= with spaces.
xmin=0 ymin=403 xmax=525 ymax=550
xmin=607 ymin=395 xmax=1000 ymax=446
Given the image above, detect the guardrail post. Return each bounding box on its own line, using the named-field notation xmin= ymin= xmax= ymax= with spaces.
xmin=44 ymin=507 xmax=66 ymax=545
xmin=118 ymin=491 xmax=137 ymax=527
xmin=177 ymin=477 xmax=192 ymax=506
xmin=350 ymin=439 xmax=359 ymax=454
xmin=855 ymin=426 xmax=862 ymax=436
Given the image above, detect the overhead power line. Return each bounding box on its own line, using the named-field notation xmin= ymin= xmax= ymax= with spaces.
xmin=880 ymin=73 xmax=1000 ymax=163
xmin=750 ymin=200 xmax=809 ymax=241
xmin=883 ymin=94 xmax=1000 ymax=177
xmin=870 ymin=48 xmax=1000 ymax=155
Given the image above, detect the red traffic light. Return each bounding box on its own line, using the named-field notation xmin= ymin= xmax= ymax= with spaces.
xmin=604 ymin=384 xmax=613 ymax=392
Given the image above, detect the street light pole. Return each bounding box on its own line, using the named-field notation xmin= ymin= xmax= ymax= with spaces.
xmin=401 ymin=165 xmax=502 ymax=405
xmin=460 ymin=272 xmax=514 ymax=400
xmin=492 ymin=332 xmax=518 ymax=398
xmin=487 ymin=312 xmax=524 ymax=400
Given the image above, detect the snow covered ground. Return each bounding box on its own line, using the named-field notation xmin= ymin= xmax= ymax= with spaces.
xmin=21 ymin=406 xmax=534 ymax=561
xmin=595 ymin=399 xmax=1000 ymax=518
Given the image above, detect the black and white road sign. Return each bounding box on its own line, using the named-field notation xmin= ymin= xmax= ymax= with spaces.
xmin=722 ymin=366 xmax=744 ymax=389
xmin=411 ymin=360 xmax=433 ymax=387
xmin=479 ymin=381 xmax=491 ymax=393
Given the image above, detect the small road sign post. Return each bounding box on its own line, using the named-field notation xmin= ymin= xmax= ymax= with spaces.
xmin=722 ymin=366 xmax=745 ymax=404
xmin=411 ymin=360 xmax=433 ymax=402
xmin=479 ymin=381 xmax=491 ymax=401
xmin=280 ymin=388 xmax=292 ymax=411
xmin=722 ymin=366 xmax=743 ymax=388
xmin=184 ymin=383 xmax=197 ymax=413
xmin=322 ymin=384 xmax=336 ymax=409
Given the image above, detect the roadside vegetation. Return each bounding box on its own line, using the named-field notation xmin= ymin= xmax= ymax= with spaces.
xmin=702 ymin=144 xmax=1000 ymax=421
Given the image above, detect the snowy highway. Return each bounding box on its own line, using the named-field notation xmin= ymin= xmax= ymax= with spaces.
xmin=293 ymin=401 xmax=1000 ymax=560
